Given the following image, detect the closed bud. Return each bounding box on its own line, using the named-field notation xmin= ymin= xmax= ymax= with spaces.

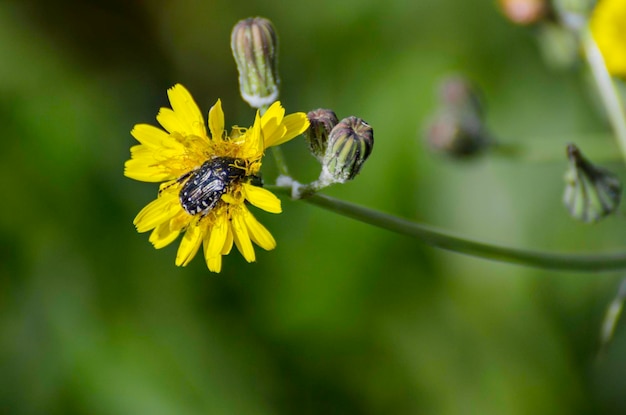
xmin=231 ymin=17 xmax=279 ymax=109
xmin=320 ymin=116 xmax=374 ymax=184
xmin=425 ymin=111 xmax=489 ymax=158
xmin=426 ymin=75 xmax=491 ymax=158
xmin=498 ymin=0 xmax=549 ymax=25
xmin=563 ymin=143 xmax=622 ymax=223
xmin=305 ymin=109 xmax=339 ymax=162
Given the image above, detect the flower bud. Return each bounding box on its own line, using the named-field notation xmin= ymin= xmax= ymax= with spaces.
xmin=426 ymin=75 xmax=491 ymax=158
xmin=231 ymin=17 xmax=279 ymax=109
xmin=498 ymin=0 xmax=549 ymax=25
xmin=425 ymin=111 xmax=489 ymax=158
xmin=536 ymin=23 xmax=579 ymax=70
xmin=563 ymin=143 xmax=622 ymax=223
xmin=305 ymin=109 xmax=339 ymax=162
xmin=320 ymin=116 xmax=374 ymax=184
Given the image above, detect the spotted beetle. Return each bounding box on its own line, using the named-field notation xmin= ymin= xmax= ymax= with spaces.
xmin=178 ymin=157 xmax=247 ymax=215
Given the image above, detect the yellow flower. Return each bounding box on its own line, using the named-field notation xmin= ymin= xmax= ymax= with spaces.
xmin=590 ymin=0 xmax=626 ymax=77
xmin=125 ymin=84 xmax=309 ymax=272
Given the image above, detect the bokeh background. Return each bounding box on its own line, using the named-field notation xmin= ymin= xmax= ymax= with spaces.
xmin=2 ymin=0 xmax=626 ymax=414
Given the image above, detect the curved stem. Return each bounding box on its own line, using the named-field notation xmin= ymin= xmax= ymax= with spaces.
xmin=269 ymin=185 xmax=626 ymax=272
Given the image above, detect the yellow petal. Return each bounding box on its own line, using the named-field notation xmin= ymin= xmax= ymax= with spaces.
xmin=206 ymin=212 xmax=229 ymax=259
xmin=175 ymin=221 xmax=204 ymax=266
xmin=265 ymin=112 xmax=310 ymax=148
xmin=149 ymin=221 xmax=181 ymax=249
xmin=124 ymin=158 xmax=175 ymax=182
xmin=205 ymin=255 xmax=222 ymax=273
xmin=203 ymin=214 xmax=230 ymax=273
xmin=134 ymin=193 xmax=181 ymax=232
xmin=221 ymin=226 xmax=234 ymax=255
xmin=260 ymin=102 xmax=286 ymax=147
xmin=167 ymin=84 xmax=207 ymax=138
xmin=208 ymin=99 xmax=225 ymax=140
xmin=237 ymin=112 xmax=264 ymax=160
xmin=156 ymin=107 xmax=186 ymax=134
xmin=243 ymin=183 xmax=282 ymax=213
xmin=130 ymin=124 xmax=170 ymax=148
xmin=243 ymin=208 xmax=276 ymax=251
xmin=170 ymin=211 xmax=191 ymax=233
xmin=231 ymin=208 xmax=255 ymax=262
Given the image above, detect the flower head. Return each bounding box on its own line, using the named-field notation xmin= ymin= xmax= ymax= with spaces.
xmin=590 ymin=0 xmax=626 ymax=77
xmin=125 ymin=84 xmax=309 ymax=272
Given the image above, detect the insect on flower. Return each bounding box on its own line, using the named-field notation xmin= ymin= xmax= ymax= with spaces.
xmin=124 ymin=84 xmax=309 ymax=272
xmin=176 ymin=157 xmax=248 ymax=216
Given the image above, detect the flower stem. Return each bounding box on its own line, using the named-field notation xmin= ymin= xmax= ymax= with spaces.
xmin=269 ymin=185 xmax=626 ymax=272
xmin=582 ymin=29 xmax=626 ymax=164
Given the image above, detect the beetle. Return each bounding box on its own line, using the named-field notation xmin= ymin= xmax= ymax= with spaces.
xmin=178 ymin=157 xmax=247 ymax=215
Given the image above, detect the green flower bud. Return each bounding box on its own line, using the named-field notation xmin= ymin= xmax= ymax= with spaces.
xmin=563 ymin=143 xmax=622 ymax=223
xmin=425 ymin=75 xmax=491 ymax=158
xmin=305 ymin=109 xmax=339 ymax=162
xmin=320 ymin=116 xmax=374 ymax=184
xmin=536 ymin=23 xmax=579 ymax=70
xmin=425 ymin=111 xmax=490 ymax=158
xmin=231 ymin=17 xmax=279 ymax=109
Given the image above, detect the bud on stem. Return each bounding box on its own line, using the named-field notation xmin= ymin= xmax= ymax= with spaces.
xmin=306 ymin=109 xmax=339 ymax=162
xmin=231 ymin=17 xmax=280 ymax=109
xmin=320 ymin=116 xmax=374 ymax=185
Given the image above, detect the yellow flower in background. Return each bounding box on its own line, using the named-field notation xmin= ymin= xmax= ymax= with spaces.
xmin=590 ymin=0 xmax=626 ymax=77
xmin=125 ymin=84 xmax=309 ymax=272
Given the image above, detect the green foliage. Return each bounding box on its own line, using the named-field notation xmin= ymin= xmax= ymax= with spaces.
xmin=1 ymin=0 xmax=625 ymax=414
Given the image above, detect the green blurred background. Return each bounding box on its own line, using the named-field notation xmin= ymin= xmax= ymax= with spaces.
xmin=2 ymin=0 xmax=626 ymax=413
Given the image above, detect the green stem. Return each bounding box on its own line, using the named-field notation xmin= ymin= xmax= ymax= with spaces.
xmin=269 ymin=185 xmax=626 ymax=272
xmin=259 ymin=104 xmax=290 ymax=176
xmin=270 ymin=147 xmax=290 ymax=176
xmin=582 ymin=29 xmax=626 ymax=164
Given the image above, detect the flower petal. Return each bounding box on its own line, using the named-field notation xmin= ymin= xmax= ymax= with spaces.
xmin=264 ymin=112 xmax=310 ymax=148
xmin=208 ymin=99 xmax=225 ymax=141
xmin=259 ymin=102 xmax=286 ymax=146
xmin=231 ymin=208 xmax=255 ymax=262
xmin=175 ymin=221 xmax=204 ymax=266
xmin=221 ymin=225 xmax=234 ymax=255
xmin=243 ymin=183 xmax=282 ymax=213
xmin=205 ymin=254 xmax=222 ymax=273
xmin=131 ymin=124 xmax=171 ymax=148
xmin=134 ymin=192 xmax=182 ymax=233
xmin=202 ymin=213 xmax=229 ymax=273
xmin=124 ymin=158 xmax=175 ymax=182
xmin=156 ymin=107 xmax=186 ymax=135
xmin=149 ymin=221 xmax=181 ymax=249
xmin=206 ymin=212 xmax=229 ymax=259
xmin=237 ymin=111 xmax=264 ymax=160
xmin=243 ymin=208 xmax=276 ymax=251
xmin=167 ymin=84 xmax=207 ymax=138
